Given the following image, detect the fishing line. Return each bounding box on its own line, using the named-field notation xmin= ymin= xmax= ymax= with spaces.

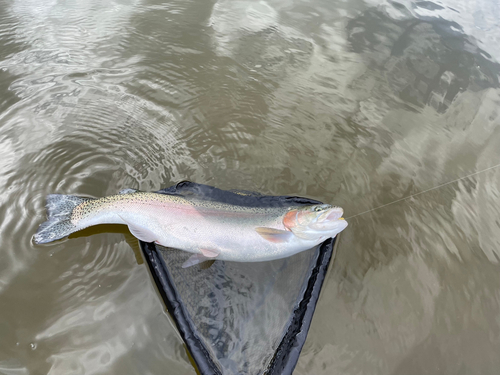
xmin=345 ymin=162 xmax=500 ymax=220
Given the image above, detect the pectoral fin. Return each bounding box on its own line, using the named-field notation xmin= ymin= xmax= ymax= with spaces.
xmin=119 ymin=215 xmax=157 ymax=243
xmin=255 ymin=227 xmax=293 ymax=243
xmin=200 ymin=248 xmax=220 ymax=258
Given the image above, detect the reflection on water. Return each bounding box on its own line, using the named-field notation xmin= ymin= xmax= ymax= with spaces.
xmin=0 ymin=0 xmax=499 ymax=373
xmin=299 ymin=168 xmax=500 ymax=375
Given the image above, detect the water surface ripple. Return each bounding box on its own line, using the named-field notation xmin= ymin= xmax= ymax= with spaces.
xmin=0 ymin=0 xmax=499 ymax=374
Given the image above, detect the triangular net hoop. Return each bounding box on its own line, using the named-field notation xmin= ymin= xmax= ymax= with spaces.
xmin=140 ymin=182 xmax=337 ymax=374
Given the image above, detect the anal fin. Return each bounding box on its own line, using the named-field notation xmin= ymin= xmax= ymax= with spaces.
xmin=119 ymin=215 xmax=157 ymax=243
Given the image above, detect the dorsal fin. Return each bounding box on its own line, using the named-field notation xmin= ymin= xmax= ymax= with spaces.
xmin=119 ymin=188 xmax=139 ymax=195
xmin=228 ymin=189 xmax=263 ymax=197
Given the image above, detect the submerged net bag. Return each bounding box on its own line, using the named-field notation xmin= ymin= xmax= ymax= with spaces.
xmin=140 ymin=182 xmax=337 ymax=375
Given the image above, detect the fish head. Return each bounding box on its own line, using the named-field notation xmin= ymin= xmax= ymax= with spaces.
xmin=283 ymin=204 xmax=348 ymax=241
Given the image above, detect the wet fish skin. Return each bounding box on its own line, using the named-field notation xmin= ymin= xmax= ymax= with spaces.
xmin=34 ymin=189 xmax=348 ymax=265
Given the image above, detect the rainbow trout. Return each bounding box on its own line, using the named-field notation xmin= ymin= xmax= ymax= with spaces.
xmin=34 ymin=183 xmax=348 ymax=267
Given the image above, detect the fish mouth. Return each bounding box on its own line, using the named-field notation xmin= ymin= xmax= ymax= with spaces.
xmin=324 ymin=207 xmax=344 ymax=221
xmin=308 ymin=207 xmax=347 ymax=231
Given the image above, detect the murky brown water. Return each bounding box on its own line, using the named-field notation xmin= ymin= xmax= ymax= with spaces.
xmin=1 ymin=0 xmax=499 ymax=373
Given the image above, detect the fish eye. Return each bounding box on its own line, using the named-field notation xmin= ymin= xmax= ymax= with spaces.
xmin=314 ymin=206 xmax=323 ymax=212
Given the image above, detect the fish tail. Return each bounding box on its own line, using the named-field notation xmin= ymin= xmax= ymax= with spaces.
xmin=34 ymin=194 xmax=93 ymax=244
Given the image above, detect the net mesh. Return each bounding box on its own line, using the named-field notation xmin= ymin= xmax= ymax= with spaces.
xmin=157 ymin=246 xmax=318 ymax=374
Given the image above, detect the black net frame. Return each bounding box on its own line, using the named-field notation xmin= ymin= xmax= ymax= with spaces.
xmin=138 ymin=182 xmax=338 ymax=374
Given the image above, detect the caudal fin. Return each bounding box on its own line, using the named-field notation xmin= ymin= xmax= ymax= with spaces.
xmin=34 ymin=194 xmax=92 ymax=244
